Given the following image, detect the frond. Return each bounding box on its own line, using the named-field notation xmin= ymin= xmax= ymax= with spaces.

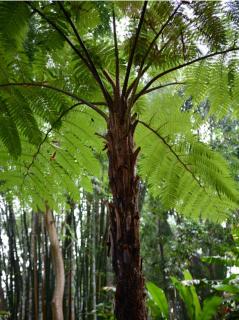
xmin=0 ymin=110 xmax=21 ymax=157
xmin=184 ymin=58 xmax=239 ymax=118
xmin=0 ymin=2 xmax=30 ymax=55
xmin=0 ymin=100 xmax=105 ymax=210
xmin=141 ymin=92 xmax=193 ymax=136
xmin=136 ymin=104 xmax=239 ymax=220
xmin=190 ymin=1 xmax=227 ymax=50
xmin=4 ymin=89 xmax=42 ymax=145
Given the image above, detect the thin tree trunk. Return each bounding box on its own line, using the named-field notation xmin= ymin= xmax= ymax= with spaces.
xmin=38 ymin=214 xmax=43 ymax=320
xmin=73 ymin=206 xmax=80 ymax=319
xmin=107 ymin=106 xmax=146 ymax=320
xmin=92 ymin=193 xmax=97 ymax=320
xmin=23 ymin=210 xmax=31 ymax=320
xmin=85 ymin=196 xmax=91 ymax=319
xmin=63 ymin=199 xmax=75 ymax=320
xmin=158 ymin=219 xmax=167 ymax=292
xmin=45 ymin=205 xmax=65 ymax=320
xmin=32 ymin=213 xmax=39 ymax=319
xmin=0 ymin=217 xmax=7 ymax=315
xmin=44 ymin=224 xmax=52 ymax=320
xmin=80 ymin=198 xmax=85 ymax=319
xmin=97 ymin=199 xmax=108 ymax=301
xmin=20 ymin=214 xmax=27 ymax=320
xmin=42 ymin=216 xmax=47 ymax=320
xmin=6 ymin=203 xmax=22 ymax=319
xmin=0 ymin=287 xmax=6 ymax=314
xmin=70 ymin=256 xmax=75 ymax=320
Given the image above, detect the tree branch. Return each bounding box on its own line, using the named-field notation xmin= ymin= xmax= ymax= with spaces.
xmin=126 ymin=65 xmax=150 ymax=99
xmin=127 ymin=35 xmax=179 ymax=102
xmin=126 ymin=3 xmax=182 ymax=100
xmin=58 ymin=2 xmax=112 ymax=104
xmin=126 ymin=37 xmax=172 ymax=100
xmin=26 ymin=2 xmax=90 ymax=71
xmin=140 ymin=3 xmax=182 ymax=74
xmin=122 ymin=1 xmax=148 ymax=97
xmin=142 ymin=81 xmax=186 ymax=95
xmin=102 ymin=69 xmax=116 ymax=92
xmin=138 ymin=120 xmax=204 ymax=189
xmin=135 ymin=46 xmax=239 ymax=102
xmin=26 ymin=2 xmax=111 ymax=105
xmin=0 ymin=82 xmax=107 ymax=119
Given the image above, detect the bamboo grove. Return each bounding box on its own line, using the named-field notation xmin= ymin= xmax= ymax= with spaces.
xmin=0 ymin=1 xmax=239 ymax=319
xmin=0 ymin=190 xmax=237 ymax=319
xmin=0 ymin=191 xmax=111 ymax=319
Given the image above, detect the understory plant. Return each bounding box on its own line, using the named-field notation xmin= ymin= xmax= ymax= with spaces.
xmin=147 ymin=270 xmax=222 ymax=320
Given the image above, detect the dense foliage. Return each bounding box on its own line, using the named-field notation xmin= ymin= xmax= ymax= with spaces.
xmin=0 ymin=1 xmax=238 ymax=216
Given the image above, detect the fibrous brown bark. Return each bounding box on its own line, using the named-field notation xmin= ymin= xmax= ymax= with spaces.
xmin=107 ymin=102 xmax=146 ymax=320
xmin=45 ymin=205 xmax=65 ymax=320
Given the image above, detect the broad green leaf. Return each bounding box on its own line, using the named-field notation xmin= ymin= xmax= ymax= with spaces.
xmin=146 ymin=282 xmax=169 ymax=319
xmin=200 ymin=296 xmax=222 ymax=320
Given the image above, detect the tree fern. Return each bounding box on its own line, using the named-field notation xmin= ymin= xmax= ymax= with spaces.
xmin=0 ymin=3 xmax=239 ymax=316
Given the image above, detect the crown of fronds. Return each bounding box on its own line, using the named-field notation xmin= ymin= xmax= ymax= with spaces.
xmin=0 ymin=1 xmax=238 ymax=217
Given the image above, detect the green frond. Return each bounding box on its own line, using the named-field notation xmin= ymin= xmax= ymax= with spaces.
xmin=191 ymin=1 xmax=227 ymax=50
xmin=0 ymin=98 xmax=104 ymax=209
xmin=70 ymin=52 xmax=104 ymax=100
xmin=184 ymin=59 xmax=239 ymax=118
xmin=0 ymin=2 xmax=30 ymax=54
xmin=184 ymin=61 xmax=210 ymax=106
xmin=136 ymin=113 xmax=239 ymax=220
xmin=188 ymin=141 xmax=238 ymax=201
xmin=0 ymin=113 xmax=21 ymax=157
xmin=4 ymin=89 xmax=42 ymax=145
xmin=141 ymin=92 xmax=193 ymax=137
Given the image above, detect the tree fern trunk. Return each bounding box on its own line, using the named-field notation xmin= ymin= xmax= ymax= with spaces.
xmin=107 ymin=105 xmax=146 ymax=320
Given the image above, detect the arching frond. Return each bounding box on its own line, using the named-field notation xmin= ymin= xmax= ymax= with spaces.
xmin=136 ymin=95 xmax=239 ymax=220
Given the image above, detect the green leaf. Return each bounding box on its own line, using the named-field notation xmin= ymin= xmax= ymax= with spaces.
xmin=214 ymin=284 xmax=239 ymax=294
xmin=200 ymin=296 xmax=222 ymax=320
xmin=171 ymin=270 xmax=201 ymax=320
xmin=146 ymin=282 xmax=169 ymax=319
